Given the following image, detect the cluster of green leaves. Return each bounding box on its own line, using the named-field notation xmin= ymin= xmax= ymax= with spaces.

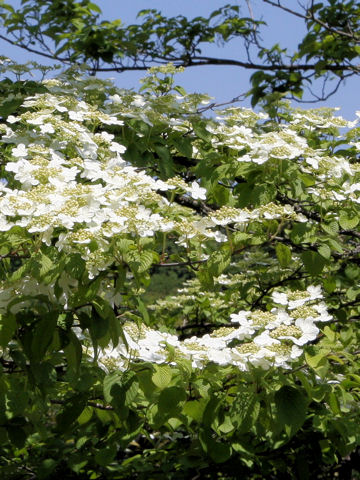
xmin=0 ymin=0 xmax=359 ymax=104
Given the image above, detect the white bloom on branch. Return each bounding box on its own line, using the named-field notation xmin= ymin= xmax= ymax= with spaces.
xmin=188 ymin=181 xmax=207 ymax=200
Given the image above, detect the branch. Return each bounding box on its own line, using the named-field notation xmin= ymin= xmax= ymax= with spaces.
xmin=0 ymin=33 xmax=72 ymax=63
xmin=50 ymin=399 xmax=114 ymax=411
xmin=251 ymin=266 xmax=304 ymax=308
xmin=262 ymin=0 xmax=360 ymax=41
xmin=93 ymin=56 xmax=359 ymax=74
xmin=155 ymin=259 xmax=207 ymax=268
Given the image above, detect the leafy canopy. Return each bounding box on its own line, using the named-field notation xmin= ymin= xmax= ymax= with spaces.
xmin=0 ymin=0 xmax=359 ymax=105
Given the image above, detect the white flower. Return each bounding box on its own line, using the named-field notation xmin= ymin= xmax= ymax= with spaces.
xmin=254 ymin=330 xmax=281 ymax=347
xmin=131 ymin=95 xmax=146 ymax=108
xmin=306 ymin=285 xmax=323 ymax=301
xmin=211 ymin=231 xmax=227 ymax=243
xmin=313 ymin=302 xmax=332 ymax=322
xmin=207 ymin=347 xmax=232 ymax=365
xmin=40 ymin=123 xmax=55 ymax=134
xmin=12 ymin=144 xmax=28 ymax=157
xmin=188 ymin=181 xmax=207 ymax=200
xmin=109 ymin=142 xmax=126 ymax=154
xmin=272 ymin=292 xmax=288 ymax=305
xmin=7 ymin=115 xmax=19 ymax=124
xmin=293 ymin=318 xmax=319 ymax=345
xmin=230 ymin=310 xmax=250 ymax=323
xmin=0 ymin=214 xmax=13 ymax=231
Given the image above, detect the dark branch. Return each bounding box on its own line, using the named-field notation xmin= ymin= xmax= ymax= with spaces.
xmin=50 ymin=399 xmax=114 ymax=411
xmin=262 ymin=0 xmax=360 ymax=41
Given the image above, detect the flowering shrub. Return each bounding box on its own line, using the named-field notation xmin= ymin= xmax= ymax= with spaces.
xmin=0 ymin=63 xmax=360 ymax=478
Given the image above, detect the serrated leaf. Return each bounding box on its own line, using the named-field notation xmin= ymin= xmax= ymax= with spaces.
xmin=56 ymin=394 xmax=88 ymax=432
xmin=127 ymin=249 xmax=154 ymax=273
xmin=207 ymin=249 xmax=231 ymax=277
xmin=193 ymin=122 xmax=212 ymax=141
xmin=65 ymin=253 xmax=85 ymax=279
xmin=77 ymin=406 xmax=93 ymax=425
xmin=230 ymin=392 xmax=260 ymax=433
xmin=64 ymin=330 xmax=82 ymax=375
xmin=339 ymin=213 xmax=359 ymax=230
xmin=95 ymin=444 xmax=117 ymax=467
xmin=199 ymin=429 xmax=231 ymax=463
xmin=274 ymin=386 xmax=308 ymax=436
xmin=31 ymin=314 xmax=57 ymax=362
xmin=321 ymin=221 xmax=338 ymax=236
xmin=158 ymin=386 xmax=186 ymax=414
xmin=88 ymin=2 xmax=102 ymax=13
xmin=171 ymin=135 xmax=192 ymax=157
xmin=301 ymin=250 xmax=326 ymax=275
xmin=38 ymin=253 xmax=53 ymax=278
xmin=137 ymin=297 xmax=149 ymax=324
xmin=305 ymin=351 xmax=328 ymax=368
xmin=327 ymin=238 xmax=343 ymax=253
xmin=154 ymin=144 xmax=174 ymax=178
xmin=318 ymin=244 xmax=331 ymax=259
xmin=0 ymin=314 xmax=16 ymax=347
xmin=151 ymin=364 xmax=172 ymax=389
xmin=183 ymin=399 xmax=206 ymax=423
xmin=103 ymin=372 xmax=125 ymax=405
xmin=275 ymin=243 xmax=292 ymax=267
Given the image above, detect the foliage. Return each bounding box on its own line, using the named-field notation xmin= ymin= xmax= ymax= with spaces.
xmin=0 ymin=61 xmax=359 ymax=479
xmin=0 ymin=0 xmax=359 ymax=105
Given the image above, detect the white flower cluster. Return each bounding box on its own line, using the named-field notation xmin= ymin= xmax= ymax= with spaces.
xmin=0 ymin=87 xmax=225 ymax=276
xmin=209 ymin=203 xmax=307 ymax=226
xmin=99 ymin=285 xmax=331 ymax=371
xmin=208 ymin=107 xmax=357 ymax=179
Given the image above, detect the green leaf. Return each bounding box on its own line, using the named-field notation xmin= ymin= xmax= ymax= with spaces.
xmin=56 ymin=394 xmax=88 ymax=432
xmin=207 ymin=249 xmax=231 ymax=277
xmin=65 ymin=253 xmax=85 ymax=279
xmin=193 ymin=122 xmax=212 ymax=141
xmin=127 ymin=249 xmax=155 ymax=274
xmin=103 ymin=372 xmax=125 ymax=405
xmin=305 ymin=350 xmax=328 ymax=368
xmin=88 ymin=2 xmax=102 ymax=14
xmin=158 ymin=386 xmax=186 ymax=414
xmin=230 ymin=392 xmax=260 ymax=434
xmin=93 ymin=296 xmax=121 ymax=347
xmin=183 ymin=399 xmax=207 ymax=423
xmin=0 ymin=314 xmax=16 ymax=347
xmin=328 ymin=391 xmax=340 ymax=415
xmin=151 ymin=364 xmax=172 ymax=389
xmin=38 ymin=253 xmax=53 ymax=279
xmin=339 ymin=213 xmax=359 ymax=230
xmin=154 ymin=144 xmax=174 ymax=178
xmin=103 ymin=371 xmax=138 ymax=418
xmin=64 ymin=330 xmax=82 ymax=375
xmin=301 ymin=250 xmax=326 ymax=275
xmin=321 ymin=221 xmax=338 ymax=236
xmin=275 ymin=243 xmax=292 ymax=267
xmin=171 ymin=135 xmax=193 ymax=157
xmin=31 ymin=314 xmax=57 ymax=362
xmin=318 ymin=244 xmax=331 ymax=259
xmin=137 ymin=297 xmax=149 ymax=324
xmin=95 ymin=444 xmax=117 ymax=467
xmin=199 ymin=429 xmax=231 ymax=463
xmin=274 ymin=386 xmax=308 ymax=436
xmin=77 ymin=406 xmax=93 ymax=425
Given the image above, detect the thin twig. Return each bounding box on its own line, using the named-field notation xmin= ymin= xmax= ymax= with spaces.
xmin=50 ymin=399 xmax=114 ymax=411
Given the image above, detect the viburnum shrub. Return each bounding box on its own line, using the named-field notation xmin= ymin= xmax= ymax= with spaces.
xmin=0 ymin=61 xmax=359 ymax=479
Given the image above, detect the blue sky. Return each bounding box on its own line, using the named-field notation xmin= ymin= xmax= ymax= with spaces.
xmin=0 ymin=0 xmax=358 ymax=119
